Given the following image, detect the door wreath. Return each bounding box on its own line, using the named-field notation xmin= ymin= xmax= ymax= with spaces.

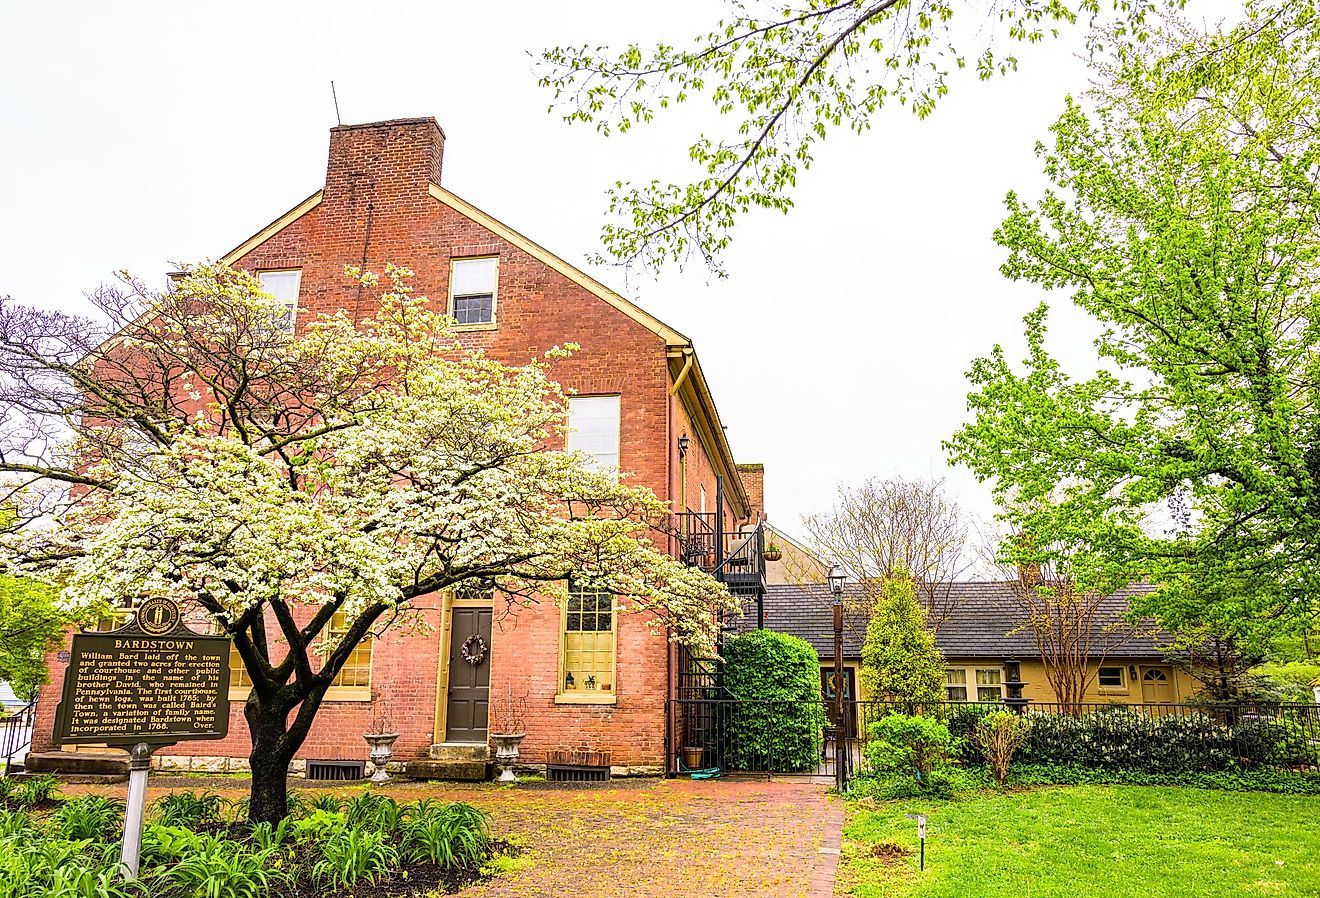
xmin=460 ymin=634 xmax=487 ymax=666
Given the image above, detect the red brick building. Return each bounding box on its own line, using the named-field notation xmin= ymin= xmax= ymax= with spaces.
xmin=29 ymin=117 xmax=767 ymax=778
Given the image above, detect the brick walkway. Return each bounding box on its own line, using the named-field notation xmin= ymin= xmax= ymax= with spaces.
xmin=451 ymin=778 xmax=843 ymax=898
xmin=67 ymin=776 xmax=842 ymax=898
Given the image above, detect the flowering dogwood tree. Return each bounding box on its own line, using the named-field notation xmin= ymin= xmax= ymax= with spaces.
xmin=0 ymin=263 xmax=735 ymax=822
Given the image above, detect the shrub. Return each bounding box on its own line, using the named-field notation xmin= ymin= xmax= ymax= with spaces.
xmin=721 ymin=629 xmax=827 ymax=771
xmin=49 ymin=795 xmax=123 ymax=842
xmin=402 ymin=802 xmax=493 ymax=868
xmin=973 ymin=711 xmax=1032 ymax=786
xmin=10 ymin=773 xmax=59 ymax=808
xmin=313 ymin=826 xmax=398 ymax=889
xmin=1014 ymin=707 xmax=1320 ymax=772
xmin=152 ymin=790 xmax=225 ymax=828
xmin=865 ymin=713 xmax=956 ymax=790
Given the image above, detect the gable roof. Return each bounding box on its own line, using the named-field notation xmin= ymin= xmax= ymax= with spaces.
xmin=209 ymin=170 xmax=753 ymax=516
xmin=731 ymin=581 xmax=1167 ymax=660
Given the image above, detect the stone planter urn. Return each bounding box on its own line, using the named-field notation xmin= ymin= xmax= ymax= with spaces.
xmin=364 ymin=732 xmax=400 ymax=783
xmin=490 ymin=732 xmax=526 ymax=783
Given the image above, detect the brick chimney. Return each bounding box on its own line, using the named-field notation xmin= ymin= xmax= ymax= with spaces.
xmin=736 ymin=463 xmax=765 ymax=523
xmin=323 ymin=117 xmax=445 ymax=212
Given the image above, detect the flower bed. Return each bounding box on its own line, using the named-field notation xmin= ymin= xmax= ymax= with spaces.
xmin=0 ymin=777 xmax=514 ymax=898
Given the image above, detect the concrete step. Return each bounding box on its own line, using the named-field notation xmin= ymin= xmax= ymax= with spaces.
xmin=402 ymin=758 xmax=491 ymax=782
xmin=20 ymin=771 xmax=128 ymax=785
xmin=25 ymin=750 xmax=129 ymax=778
xmin=427 ymin=742 xmax=490 ymax=762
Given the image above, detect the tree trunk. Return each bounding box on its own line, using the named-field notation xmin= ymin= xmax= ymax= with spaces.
xmin=245 ymin=697 xmax=300 ymax=825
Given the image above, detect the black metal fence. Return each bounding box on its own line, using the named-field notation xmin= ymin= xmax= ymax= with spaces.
xmin=1 ymin=699 xmax=36 ymax=775
xmin=667 ymin=698 xmax=1320 ymax=783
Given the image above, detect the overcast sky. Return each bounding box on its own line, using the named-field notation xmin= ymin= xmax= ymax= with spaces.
xmin=1 ymin=1 xmax=1244 ymax=559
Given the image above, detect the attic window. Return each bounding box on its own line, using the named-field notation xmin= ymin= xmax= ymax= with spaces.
xmin=257 ymin=270 xmax=301 ymax=332
xmin=450 ymin=257 xmax=498 ymax=326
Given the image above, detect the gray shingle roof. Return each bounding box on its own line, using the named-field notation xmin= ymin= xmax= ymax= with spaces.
xmin=729 ymin=581 xmax=1167 ymax=660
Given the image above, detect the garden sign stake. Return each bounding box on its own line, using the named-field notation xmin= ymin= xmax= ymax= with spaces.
xmin=905 ymin=813 xmax=928 ymax=870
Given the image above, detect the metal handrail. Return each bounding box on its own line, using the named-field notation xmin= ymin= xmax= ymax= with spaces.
xmin=1 ymin=698 xmax=36 ymax=776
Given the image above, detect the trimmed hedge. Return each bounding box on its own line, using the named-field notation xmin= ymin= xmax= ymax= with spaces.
xmin=722 ymin=629 xmax=827 ymax=771
xmin=937 ymin=704 xmax=1319 ymax=772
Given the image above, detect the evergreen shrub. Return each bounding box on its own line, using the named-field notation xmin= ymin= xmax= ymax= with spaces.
xmin=722 ymin=629 xmax=827 ymax=771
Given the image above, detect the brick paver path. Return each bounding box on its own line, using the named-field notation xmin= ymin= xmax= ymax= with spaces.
xmin=69 ymin=776 xmax=842 ymax=898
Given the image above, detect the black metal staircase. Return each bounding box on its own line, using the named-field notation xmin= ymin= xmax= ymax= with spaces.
xmin=671 ymin=474 xmax=769 ymax=772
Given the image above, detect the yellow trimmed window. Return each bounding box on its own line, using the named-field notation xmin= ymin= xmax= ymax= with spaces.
xmin=229 ymin=642 xmax=253 ymax=689
xmin=326 ymin=610 xmax=372 ymax=692
xmin=560 ymin=588 xmax=615 ymax=697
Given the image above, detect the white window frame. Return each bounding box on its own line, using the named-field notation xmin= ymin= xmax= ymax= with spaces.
xmin=448 ymin=256 xmax=499 ymax=328
xmin=567 ymin=395 xmax=621 ymax=482
xmin=256 ymin=269 xmax=302 ymax=332
xmin=945 ymin=665 xmax=1005 ymax=703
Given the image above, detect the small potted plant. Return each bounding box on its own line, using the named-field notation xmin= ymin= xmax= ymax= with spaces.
xmin=763 ymin=542 xmax=783 ymax=562
xmin=489 ymin=686 xmax=528 ymax=783
xmin=363 ymin=691 xmax=399 ymax=783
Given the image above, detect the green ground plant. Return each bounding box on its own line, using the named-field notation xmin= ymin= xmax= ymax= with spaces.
xmin=0 ymin=788 xmax=503 ymax=898
xmin=49 ymin=795 xmax=123 ymax=842
xmin=151 ymin=790 xmax=225 ymax=828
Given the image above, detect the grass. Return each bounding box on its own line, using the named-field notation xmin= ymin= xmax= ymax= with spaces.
xmin=843 ymin=785 xmax=1320 ymax=898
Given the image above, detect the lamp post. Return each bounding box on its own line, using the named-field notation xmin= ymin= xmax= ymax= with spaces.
xmin=828 ymin=563 xmax=846 ymax=791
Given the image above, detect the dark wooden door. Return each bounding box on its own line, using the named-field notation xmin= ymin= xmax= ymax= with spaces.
xmin=820 ymin=667 xmax=858 ymax=738
xmin=445 ymin=607 xmax=492 ymax=743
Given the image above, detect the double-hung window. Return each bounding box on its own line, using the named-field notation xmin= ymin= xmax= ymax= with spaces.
xmin=324 ymin=610 xmax=372 ymax=697
xmin=567 ymin=396 xmax=620 ymax=480
xmin=449 ymin=257 xmax=498 ymax=326
xmin=257 ymin=269 xmax=301 ymax=332
xmin=945 ymin=666 xmax=1004 ymax=702
xmin=559 ymin=586 xmax=615 ymax=701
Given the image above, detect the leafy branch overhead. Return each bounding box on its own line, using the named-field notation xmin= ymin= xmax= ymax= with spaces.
xmin=946 ymin=1 xmax=1320 ymax=646
xmin=539 ymin=0 xmax=1183 ymax=275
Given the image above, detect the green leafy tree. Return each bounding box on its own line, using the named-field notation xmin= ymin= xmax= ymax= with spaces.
xmin=0 ymin=574 xmax=68 ymax=701
xmin=947 ymin=2 xmax=1320 ymax=651
xmin=539 ymin=0 xmax=1183 ymax=274
xmin=858 ymin=574 xmax=945 ymax=704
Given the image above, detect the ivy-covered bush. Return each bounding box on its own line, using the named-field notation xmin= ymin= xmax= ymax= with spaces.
xmin=722 ymin=629 xmax=827 ymax=771
xmin=1014 ymin=707 xmax=1320 ymax=772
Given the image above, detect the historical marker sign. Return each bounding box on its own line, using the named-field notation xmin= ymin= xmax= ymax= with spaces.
xmin=54 ymin=597 xmax=231 ymax=746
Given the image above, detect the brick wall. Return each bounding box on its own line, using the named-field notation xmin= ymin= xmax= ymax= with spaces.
xmin=737 ymin=464 xmax=765 ymax=523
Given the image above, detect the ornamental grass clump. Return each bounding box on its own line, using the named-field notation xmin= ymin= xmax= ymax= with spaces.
xmin=48 ymin=795 xmax=123 ymax=842
xmin=972 ymin=710 xmax=1032 ymax=786
xmin=312 ymin=826 xmax=398 ymax=890
xmin=151 ymin=790 xmax=225 ymax=829
xmin=401 ymin=802 xmax=493 ymax=868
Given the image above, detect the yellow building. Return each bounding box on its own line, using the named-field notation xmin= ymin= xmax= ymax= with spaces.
xmin=732 ymin=581 xmax=1198 ymax=708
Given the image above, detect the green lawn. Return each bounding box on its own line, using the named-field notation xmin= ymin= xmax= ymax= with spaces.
xmin=842 ymin=785 xmax=1320 ymax=898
